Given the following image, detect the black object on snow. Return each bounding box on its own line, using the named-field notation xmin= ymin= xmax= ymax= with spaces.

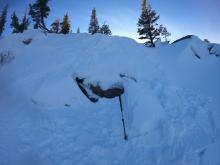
xmin=74 ymin=76 xmax=128 ymax=140
xmin=119 ymin=95 xmax=128 ymax=140
xmin=75 ymin=77 xmax=98 ymax=103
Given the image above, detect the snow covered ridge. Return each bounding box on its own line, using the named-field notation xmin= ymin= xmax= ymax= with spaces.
xmin=0 ymin=30 xmax=220 ymax=165
xmin=171 ymin=35 xmax=220 ymax=58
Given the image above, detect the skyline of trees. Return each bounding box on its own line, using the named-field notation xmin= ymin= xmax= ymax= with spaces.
xmin=1 ymin=0 xmax=171 ymax=45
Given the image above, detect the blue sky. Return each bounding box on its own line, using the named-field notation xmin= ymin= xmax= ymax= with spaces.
xmin=1 ymin=0 xmax=220 ymax=43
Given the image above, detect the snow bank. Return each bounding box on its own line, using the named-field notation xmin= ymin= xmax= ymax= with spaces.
xmin=209 ymin=43 xmax=220 ymax=57
xmin=0 ymin=30 xmax=220 ymax=165
xmin=156 ymin=35 xmax=220 ymax=103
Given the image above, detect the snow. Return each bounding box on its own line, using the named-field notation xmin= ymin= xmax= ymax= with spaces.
xmin=209 ymin=43 xmax=220 ymax=57
xmin=0 ymin=30 xmax=220 ymax=165
xmin=156 ymin=36 xmax=220 ymax=103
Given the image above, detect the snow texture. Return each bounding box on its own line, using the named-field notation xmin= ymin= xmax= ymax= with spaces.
xmin=0 ymin=30 xmax=220 ymax=165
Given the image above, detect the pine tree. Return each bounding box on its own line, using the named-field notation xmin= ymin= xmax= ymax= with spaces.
xmin=29 ymin=0 xmax=50 ymax=29
xmin=11 ymin=12 xmax=30 ymax=33
xmin=61 ymin=14 xmax=70 ymax=34
xmin=10 ymin=12 xmax=20 ymax=33
xmin=138 ymin=0 xmax=163 ymax=47
xmin=77 ymin=26 xmax=80 ymax=33
xmin=159 ymin=25 xmax=171 ymax=42
xmin=88 ymin=8 xmax=99 ymax=35
xmin=20 ymin=13 xmax=30 ymax=32
xmin=51 ymin=19 xmax=61 ymax=33
xmin=100 ymin=23 xmax=112 ymax=35
xmin=0 ymin=5 xmax=8 ymax=36
xmin=29 ymin=4 xmax=40 ymax=29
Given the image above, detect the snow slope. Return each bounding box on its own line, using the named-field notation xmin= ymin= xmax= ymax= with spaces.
xmin=0 ymin=30 xmax=220 ymax=165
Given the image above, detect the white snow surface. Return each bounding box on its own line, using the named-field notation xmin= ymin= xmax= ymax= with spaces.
xmin=0 ymin=30 xmax=220 ymax=165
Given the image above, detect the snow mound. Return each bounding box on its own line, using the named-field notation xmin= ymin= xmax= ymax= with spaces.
xmin=157 ymin=35 xmax=220 ymax=103
xmin=0 ymin=30 xmax=220 ymax=165
xmin=172 ymin=35 xmax=211 ymax=59
xmin=209 ymin=43 xmax=220 ymax=57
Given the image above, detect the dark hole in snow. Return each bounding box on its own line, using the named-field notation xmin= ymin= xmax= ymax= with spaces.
xmin=22 ymin=38 xmax=32 ymax=45
xmin=198 ymin=148 xmax=207 ymax=156
xmin=31 ymin=99 xmax=38 ymax=104
xmin=64 ymin=104 xmax=71 ymax=107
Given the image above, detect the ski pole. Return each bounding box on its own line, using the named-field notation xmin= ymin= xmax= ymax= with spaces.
xmin=119 ymin=95 xmax=128 ymax=140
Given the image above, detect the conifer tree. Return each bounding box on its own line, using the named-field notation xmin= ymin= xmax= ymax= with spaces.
xmin=20 ymin=13 xmax=30 ymax=31
xmin=159 ymin=25 xmax=171 ymax=42
xmin=61 ymin=14 xmax=71 ymax=34
xmin=77 ymin=26 xmax=80 ymax=33
xmin=29 ymin=0 xmax=50 ymax=29
xmin=0 ymin=5 xmax=8 ymax=36
xmin=10 ymin=12 xmax=20 ymax=33
xmin=138 ymin=0 xmax=167 ymax=47
xmin=88 ymin=8 xmax=99 ymax=34
xmin=11 ymin=12 xmax=30 ymax=33
xmin=100 ymin=23 xmax=112 ymax=35
xmin=51 ymin=19 xmax=60 ymax=33
xmin=29 ymin=4 xmax=40 ymax=29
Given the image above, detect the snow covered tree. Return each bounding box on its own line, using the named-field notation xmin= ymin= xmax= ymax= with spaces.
xmin=100 ymin=23 xmax=112 ymax=35
xmin=77 ymin=26 xmax=80 ymax=33
xmin=50 ymin=19 xmax=61 ymax=33
xmin=138 ymin=0 xmax=166 ymax=47
xmin=61 ymin=14 xmax=71 ymax=34
xmin=11 ymin=12 xmax=30 ymax=33
xmin=0 ymin=5 xmax=8 ymax=36
xmin=159 ymin=25 xmax=171 ymax=42
xmin=29 ymin=0 xmax=50 ymax=29
xmin=88 ymin=8 xmax=99 ymax=35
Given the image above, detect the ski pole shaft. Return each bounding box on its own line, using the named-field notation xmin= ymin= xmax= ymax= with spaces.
xmin=119 ymin=95 xmax=128 ymax=140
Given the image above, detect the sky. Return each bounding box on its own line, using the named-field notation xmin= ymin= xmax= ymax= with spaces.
xmin=0 ymin=0 xmax=220 ymax=43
